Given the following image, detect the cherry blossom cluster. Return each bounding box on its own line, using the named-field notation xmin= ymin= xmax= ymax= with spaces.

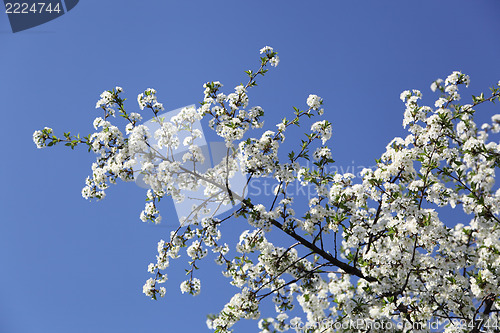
xmin=33 ymin=48 xmax=500 ymax=333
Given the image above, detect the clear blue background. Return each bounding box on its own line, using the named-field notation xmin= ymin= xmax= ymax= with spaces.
xmin=1 ymin=1 xmax=500 ymax=332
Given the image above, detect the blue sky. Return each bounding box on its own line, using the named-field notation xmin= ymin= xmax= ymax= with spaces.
xmin=1 ymin=1 xmax=500 ymax=332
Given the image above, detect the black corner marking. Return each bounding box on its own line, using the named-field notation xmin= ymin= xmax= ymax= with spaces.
xmin=63 ymin=0 xmax=78 ymax=12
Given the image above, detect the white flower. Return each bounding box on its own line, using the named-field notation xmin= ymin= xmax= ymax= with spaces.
xmin=95 ymin=90 xmax=114 ymax=108
xmin=260 ymin=46 xmax=274 ymax=54
xmin=137 ymin=93 xmax=145 ymax=110
xmin=313 ymin=147 xmax=332 ymax=160
xmin=430 ymin=78 xmax=443 ymax=92
xmin=186 ymin=240 xmax=207 ymax=260
xmin=32 ymin=127 xmax=53 ymax=148
xmin=400 ymin=90 xmax=411 ymax=102
xmin=180 ymin=278 xmax=201 ymax=296
xmin=93 ymin=117 xmax=104 ymax=130
xmin=142 ymin=278 xmax=155 ymax=297
xmin=311 ymin=120 xmax=332 ymax=144
xmin=269 ymin=55 xmax=280 ymax=67
xmin=435 ymin=98 xmax=447 ymax=108
xmin=306 ymin=94 xmax=322 ymax=110
xmin=129 ymin=112 xmax=142 ymax=122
